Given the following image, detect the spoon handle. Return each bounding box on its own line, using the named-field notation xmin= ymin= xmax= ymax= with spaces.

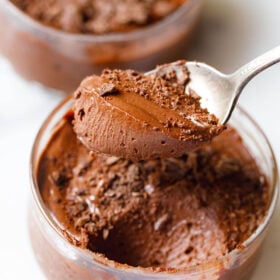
xmin=231 ymin=45 xmax=280 ymax=93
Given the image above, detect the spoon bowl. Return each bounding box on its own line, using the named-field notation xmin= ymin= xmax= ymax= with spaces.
xmin=185 ymin=62 xmax=236 ymax=124
xmin=150 ymin=45 xmax=280 ymax=124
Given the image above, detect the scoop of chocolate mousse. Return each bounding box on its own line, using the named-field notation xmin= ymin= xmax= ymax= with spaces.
xmin=73 ymin=61 xmax=225 ymax=160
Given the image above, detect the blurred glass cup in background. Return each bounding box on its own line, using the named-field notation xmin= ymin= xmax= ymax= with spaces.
xmin=0 ymin=0 xmax=203 ymax=92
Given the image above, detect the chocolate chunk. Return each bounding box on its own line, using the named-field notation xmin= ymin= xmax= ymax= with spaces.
xmin=105 ymin=156 xmax=120 ymax=166
xmin=154 ymin=213 xmax=170 ymax=231
xmin=74 ymin=214 xmax=90 ymax=229
xmin=98 ymin=83 xmax=119 ymax=97
xmin=49 ymin=170 xmax=70 ymax=189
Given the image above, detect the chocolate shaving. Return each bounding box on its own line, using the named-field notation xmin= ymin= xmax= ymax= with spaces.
xmin=98 ymin=83 xmax=119 ymax=97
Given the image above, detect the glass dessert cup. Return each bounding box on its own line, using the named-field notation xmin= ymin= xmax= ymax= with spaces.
xmin=29 ymin=96 xmax=279 ymax=280
xmin=0 ymin=0 xmax=202 ymax=93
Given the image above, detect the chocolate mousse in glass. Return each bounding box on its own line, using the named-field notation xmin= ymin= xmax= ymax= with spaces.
xmin=0 ymin=0 xmax=202 ymax=92
xmin=29 ymin=64 xmax=278 ymax=280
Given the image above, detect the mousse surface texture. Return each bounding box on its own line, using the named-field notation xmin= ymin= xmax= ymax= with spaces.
xmin=73 ymin=61 xmax=225 ymax=160
xmin=38 ymin=112 xmax=268 ymax=269
xmin=11 ymin=0 xmax=186 ymax=34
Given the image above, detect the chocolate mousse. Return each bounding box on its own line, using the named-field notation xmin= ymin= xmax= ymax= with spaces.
xmin=11 ymin=0 xmax=186 ymax=34
xmin=37 ymin=111 xmax=268 ymax=269
xmin=73 ymin=61 xmax=225 ymax=160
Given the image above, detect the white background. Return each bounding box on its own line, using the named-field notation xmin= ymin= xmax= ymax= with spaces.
xmin=1 ymin=0 xmax=280 ymax=279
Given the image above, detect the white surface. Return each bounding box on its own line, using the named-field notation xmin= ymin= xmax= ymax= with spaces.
xmin=0 ymin=0 xmax=280 ymax=279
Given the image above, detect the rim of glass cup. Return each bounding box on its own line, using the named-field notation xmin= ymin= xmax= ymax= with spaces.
xmin=30 ymin=96 xmax=279 ymax=276
xmin=1 ymin=0 xmax=202 ymax=43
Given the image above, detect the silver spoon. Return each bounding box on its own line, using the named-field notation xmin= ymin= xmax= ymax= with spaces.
xmin=157 ymin=46 xmax=280 ymax=124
